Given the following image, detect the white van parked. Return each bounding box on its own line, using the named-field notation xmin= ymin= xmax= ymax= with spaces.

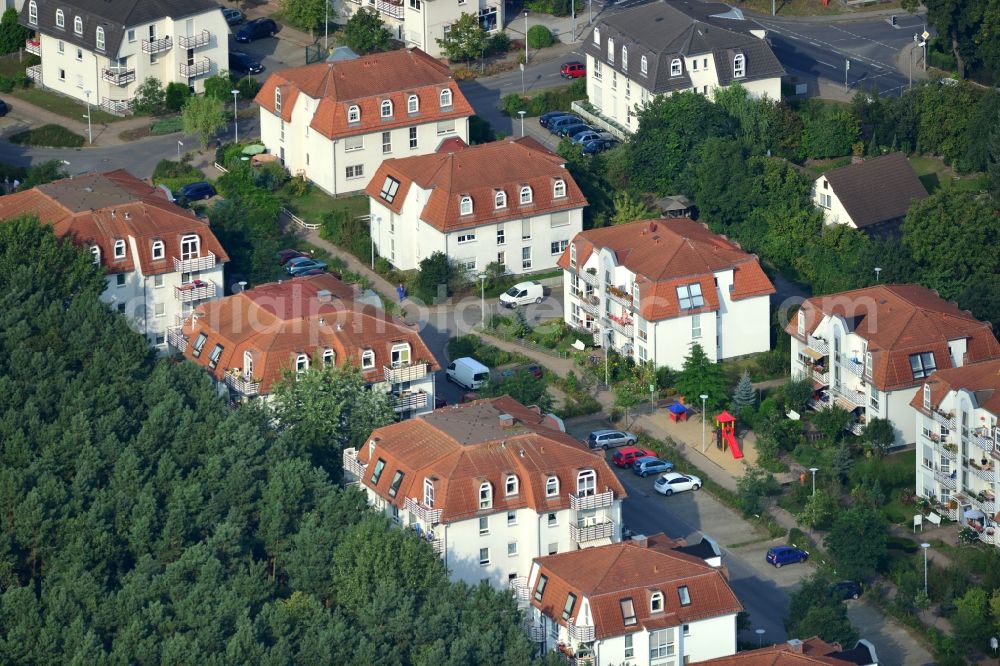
xmin=445 ymin=357 xmax=490 ymax=390
xmin=499 ymin=281 xmax=544 ymax=308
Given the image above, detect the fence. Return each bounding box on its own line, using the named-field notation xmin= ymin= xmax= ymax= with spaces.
xmin=481 ymin=326 xmax=569 ymax=360
xmin=282 ymin=206 xmax=320 ymax=230
xmin=213 ymin=162 xmax=229 ymax=174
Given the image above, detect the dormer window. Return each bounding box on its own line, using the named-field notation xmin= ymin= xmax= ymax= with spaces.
xmin=620 ymin=598 xmax=637 ymax=626
xmin=380 ymin=99 xmax=393 ymax=118
xmin=423 ymin=477 xmax=435 ymax=507
xmin=439 ymin=88 xmax=452 ymax=108
xmin=670 ymin=58 xmax=682 ymax=76
xmin=192 ymin=333 xmax=207 ymax=358
xmin=348 ymin=105 xmax=360 ymax=123
xmin=208 ymin=343 xmax=224 ymax=369
xmin=479 ymin=482 xmax=492 ymax=509
xmin=607 ymin=38 xmax=615 ymax=63
xmin=923 ymin=383 xmax=931 ymax=410
xmin=361 ymin=349 xmax=375 ymax=369
xmin=390 ymin=342 xmax=410 ymax=367
xmin=519 ymin=186 xmax=532 ymax=205
xmin=243 ymin=350 xmax=254 ymax=376
xmin=407 ymin=94 xmax=419 ymax=113
xmin=577 ymin=469 xmax=596 ymax=496
xmin=55 ymin=9 xmax=64 ymax=28
xmin=295 ymin=353 xmax=309 ymax=373
xmin=733 ymin=53 xmax=746 ymax=79
xmin=640 ymin=55 xmax=648 ymax=76
xmin=323 ymin=348 xmax=335 ymax=366
xmin=151 ymin=240 xmax=164 ymax=260
xmin=275 ymin=88 xmax=281 ymax=114
xmin=650 ymin=591 xmax=664 ymax=613
xmin=593 ymin=27 xmax=600 ymax=45
xmin=910 ymin=352 xmax=936 ymax=380
xmin=797 ymin=309 xmax=805 ymax=336
xmin=74 ymin=16 xmax=82 ymax=35
xmin=534 ymin=574 xmax=548 ymax=601
xmin=28 ymin=1 xmax=37 ymax=25
xmin=545 ymin=475 xmax=558 ymax=497
xmin=505 ymin=474 xmax=518 ymax=496
xmin=622 ymin=46 xmax=628 ymax=69
xmin=180 ymin=234 xmax=199 ymax=260
xmin=678 ymin=585 xmax=691 ymax=606
xmin=379 ymin=176 xmax=400 ymax=203
xmin=562 ymin=592 xmax=577 ymax=621
xmin=459 ymin=195 xmax=473 ymax=216
xmin=553 ymin=179 xmax=566 ymax=198
xmin=495 ymin=190 xmax=507 ymax=209
xmin=95 ymin=27 xmax=105 ymax=51
xmin=113 ymin=239 xmax=126 ymax=259
xmin=90 ymin=245 xmax=101 ymax=265
xmin=388 ymin=470 xmax=404 ymax=498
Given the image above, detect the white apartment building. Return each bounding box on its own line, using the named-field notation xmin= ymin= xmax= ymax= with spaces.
xmin=913 ymin=359 xmax=1000 ymax=543
xmin=521 ymin=533 xmax=742 ymax=665
xmin=581 ymin=1 xmax=784 ymax=133
xmin=343 ymin=396 xmax=627 ymax=587
xmin=254 ymin=48 xmax=472 ymax=197
xmin=365 ymin=137 xmax=586 ymax=275
xmin=339 ymin=2 xmax=501 ymax=60
xmin=558 ymin=218 xmax=774 ymax=369
xmin=21 ymin=0 xmax=229 ymax=115
xmin=0 ymin=169 xmax=228 ymax=349
xmin=788 ymin=284 xmax=1000 ymax=445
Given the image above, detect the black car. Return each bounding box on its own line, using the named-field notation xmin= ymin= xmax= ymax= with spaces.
xmin=229 ymin=51 xmax=264 ymax=75
xmin=538 ymin=111 xmax=573 ymax=128
xmin=0 ymin=99 xmax=8 ymax=116
xmin=582 ymin=137 xmax=619 ymax=155
xmin=179 ymin=181 xmax=217 ymax=201
xmin=830 ymin=581 xmax=863 ymax=600
xmin=235 ymin=17 xmax=277 ymax=43
xmin=556 ymin=123 xmax=592 ymax=138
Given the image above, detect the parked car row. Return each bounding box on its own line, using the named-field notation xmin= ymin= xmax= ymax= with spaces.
xmin=605 ymin=442 xmax=703 ymax=495
xmin=276 ymin=249 xmax=340 ymax=278
xmin=538 ymin=111 xmax=620 ymax=155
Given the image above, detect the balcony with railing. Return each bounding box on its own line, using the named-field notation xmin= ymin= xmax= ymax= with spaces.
xmin=179 ymin=58 xmax=211 ymax=78
xmin=166 ymin=327 xmax=187 ymax=351
xmin=605 ymin=285 xmax=633 ymax=309
xmin=808 ymin=368 xmax=830 ymax=386
xmin=178 ymin=30 xmax=211 ymax=49
xmin=832 ymin=384 xmax=866 ymax=408
xmin=225 ymin=371 xmax=261 ymax=397
xmin=384 ymin=362 xmax=428 ymax=384
xmin=840 ymin=354 xmax=866 ymax=378
xmin=174 ymin=280 xmax=216 ymax=302
xmin=846 ymin=420 xmax=865 ymax=436
xmin=376 ymin=0 xmax=405 ymax=18
xmin=935 ymin=440 xmax=957 ymax=462
xmin=933 ymin=469 xmax=957 ymax=490
xmin=392 ymin=390 xmax=428 ymax=413
xmin=24 ymin=38 xmax=40 ymax=55
xmin=932 ymin=409 xmax=957 ymax=429
xmin=972 ymin=429 xmax=996 ymax=454
xmin=102 ymin=67 xmax=136 ymax=86
xmin=970 ymin=492 xmax=996 ymax=515
xmin=575 ymin=292 xmax=599 ymax=316
xmin=604 ymin=313 xmax=633 ymax=338
xmin=807 ymin=335 xmax=829 ymax=355
xmin=141 ymin=35 xmax=172 ymax=53
xmin=522 ymin=616 xmax=545 ymax=643
xmin=567 ymin=621 xmax=596 ymax=643
xmin=342 ymin=447 xmax=367 ymax=481
xmin=968 ymin=460 xmax=995 ymax=484
xmin=569 ymin=490 xmax=614 ymax=510
xmin=577 ymin=269 xmax=598 ymax=287
xmin=99 ymin=98 xmax=133 ymax=116
xmin=173 ymin=252 xmax=217 ymax=273
xmin=570 ymin=517 xmax=615 ymax=544
xmin=26 ymin=64 xmax=41 ymax=84
xmin=403 ymin=496 xmax=442 ymax=524
xmin=509 ymin=577 xmax=530 ymax=605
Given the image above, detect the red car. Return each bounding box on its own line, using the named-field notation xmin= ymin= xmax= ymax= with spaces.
xmin=611 ymin=446 xmax=657 ymax=468
xmin=277 ymin=249 xmax=308 ymax=265
xmin=560 ymin=61 xmax=586 ymax=79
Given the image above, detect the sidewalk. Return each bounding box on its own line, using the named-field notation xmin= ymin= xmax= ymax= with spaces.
xmin=3 ymin=94 xmax=154 ymax=147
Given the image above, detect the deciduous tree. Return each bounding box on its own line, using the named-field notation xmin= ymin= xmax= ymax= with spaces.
xmin=282 ymin=0 xmax=327 ymax=37
xmin=182 ymin=94 xmax=227 ymax=147
xmin=435 ymin=13 xmax=486 ymax=65
xmin=675 ymin=343 xmax=729 ymax=411
xmin=824 ymin=506 xmax=888 ymax=580
xmin=342 ymin=8 xmax=392 ymax=54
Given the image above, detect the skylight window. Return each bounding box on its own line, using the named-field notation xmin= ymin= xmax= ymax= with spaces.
xmin=676 ymin=283 xmax=704 ymax=310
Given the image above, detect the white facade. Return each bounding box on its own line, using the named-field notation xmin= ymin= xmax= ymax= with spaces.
xmin=370 ymin=192 xmax=583 ymax=275
xmin=563 ymin=246 xmax=771 ymax=369
xmin=340 ymin=0 xmax=502 ymax=59
xmin=813 ymin=176 xmax=856 ymax=227
xmin=26 ymin=4 xmax=229 ymax=114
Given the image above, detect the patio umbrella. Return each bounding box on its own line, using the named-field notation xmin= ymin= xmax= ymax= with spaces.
xmin=241 ymin=144 xmax=266 ymax=156
xmin=964 ymin=509 xmax=986 ymax=520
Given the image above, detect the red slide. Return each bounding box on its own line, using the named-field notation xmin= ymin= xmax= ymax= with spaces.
xmin=723 ymin=431 xmax=743 ymax=460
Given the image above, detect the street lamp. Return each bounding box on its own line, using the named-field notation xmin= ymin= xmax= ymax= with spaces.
xmin=518 ymin=110 xmax=526 ymax=137
xmin=370 ymin=216 xmax=379 ymax=269
xmin=755 ymin=628 xmax=766 ymax=648
xmin=177 ymin=140 xmax=184 ymax=161
xmin=524 ymin=12 xmax=529 ymax=65
xmin=874 ymin=267 xmax=882 ymax=282
xmin=700 ymin=394 xmax=709 ymax=453
xmin=478 ymin=272 xmax=487 ymax=328
xmin=921 ymin=542 xmax=931 ymax=596
xmin=83 ymin=90 xmax=92 ymax=145
xmin=809 ymin=467 xmax=819 ymax=496
xmin=604 ymin=331 xmax=611 ymax=387
xmin=231 ymin=89 xmax=240 ymax=143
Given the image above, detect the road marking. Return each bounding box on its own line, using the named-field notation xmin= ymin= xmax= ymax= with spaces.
xmin=809 ymin=41 xmax=822 ymax=47
xmin=816 ymin=60 xmax=837 ymax=69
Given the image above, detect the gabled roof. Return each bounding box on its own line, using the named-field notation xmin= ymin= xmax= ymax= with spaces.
xmin=558 ymin=218 xmax=774 ymax=322
xmin=0 ymin=169 xmax=228 ymax=276
xmin=694 ymin=637 xmax=854 ymax=665
xmin=909 ymin=358 xmax=1000 ymax=417
xmin=355 ymin=396 xmax=626 ymax=523
xmin=582 ymin=0 xmax=784 ymax=95
xmin=788 ymin=284 xmax=1000 ymax=392
xmin=21 ymin=0 xmax=222 ymax=56
xmin=819 ymin=153 xmax=928 ymax=229
xmin=531 ymin=534 xmax=741 ymax=640
xmin=254 ymin=48 xmax=473 ymax=139
xmin=180 ymin=273 xmax=439 ymax=392
xmin=364 ymin=137 xmax=588 ymax=233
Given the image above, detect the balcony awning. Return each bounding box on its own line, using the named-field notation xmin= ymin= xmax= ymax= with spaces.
xmin=801 ymin=346 xmax=825 ymax=361
xmin=965 ymin=509 xmax=986 ymax=520
xmin=578 ymin=537 xmax=612 ymax=549
xmin=834 ymin=396 xmax=860 ymax=412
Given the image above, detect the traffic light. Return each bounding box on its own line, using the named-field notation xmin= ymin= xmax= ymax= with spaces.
xmin=891 ymin=15 xmax=897 ymax=26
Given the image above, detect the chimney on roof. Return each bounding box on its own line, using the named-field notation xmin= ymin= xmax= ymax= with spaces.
xmin=631 ymin=534 xmax=648 ymax=548
xmin=111 ymin=209 xmax=116 ymax=218
xmin=499 ymin=413 xmax=515 ymax=429
xmin=648 ymin=221 xmax=657 ymax=233
xmin=787 ymin=639 xmax=803 ymax=654
xmin=123 ymin=212 xmax=130 ymax=220
xmin=317 ymin=289 xmax=332 ymax=302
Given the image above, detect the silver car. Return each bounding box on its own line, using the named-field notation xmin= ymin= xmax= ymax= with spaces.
xmin=587 ymin=429 xmax=637 ymax=450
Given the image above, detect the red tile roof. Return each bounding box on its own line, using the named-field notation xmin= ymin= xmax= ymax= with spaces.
xmin=694 ymin=638 xmax=848 ymax=665
xmin=180 ymin=273 xmax=439 ymax=393
xmin=909 ymin=358 xmax=1000 ymax=416
xmin=531 ymin=534 xmax=742 ymax=640
xmin=558 ymin=218 xmax=774 ymax=322
xmin=0 ymin=169 xmax=228 ymax=275
xmin=364 ymin=137 xmax=588 ymax=233
xmin=787 ymin=284 xmax=1000 ymax=392
xmin=254 ymin=48 xmax=473 ymax=140
xmin=355 ymin=396 xmax=626 ymax=523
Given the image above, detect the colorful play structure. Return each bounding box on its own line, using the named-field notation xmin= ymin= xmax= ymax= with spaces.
xmin=715 ymin=411 xmax=743 ymax=460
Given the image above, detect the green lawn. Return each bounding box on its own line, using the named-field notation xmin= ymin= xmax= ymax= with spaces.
xmin=737 ymin=0 xmax=903 ymax=17
xmin=9 ymin=86 xmax=118 ymax=124
xmin=908 ymin=155 xmax=987 ymax=194
xmin=281 ymin=186 xmax=368 ymax=227
xmin=0 ymin=53 xmax=38 ymax=78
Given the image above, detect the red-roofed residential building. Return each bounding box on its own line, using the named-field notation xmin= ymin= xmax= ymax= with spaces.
xmin=693 ymin=637 xmax=877 ymax=666
xmin=788 ymin=284 xmax=1000 ymax=444
xmin=254 ymin=48 xmax=472 ymax=197
xmin=558 ymin=218 xmax=774 ymax=369
xmin=0 ymin=169 xmax=227 ymax=350
xmin=911 ymin=358 xmax=1000 ymax=537
xmin=365 ymin=137 xmax=587 ymax=275
xmin=523 ymin=533 xmax=742 ymax=664
xmin=343 ymin=396 xmax=626 ymax=586
xmin=176 ymin=273 xmax=439 ymax=416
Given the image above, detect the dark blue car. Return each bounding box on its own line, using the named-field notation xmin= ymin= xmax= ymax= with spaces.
xmin=766 ymin=545 xmax=809 ymax=568
xmin=582 ymin=137 xmax=619 ymax=154
xmin=539 ymin=111 xmax=574 ymax=128
xmin=235 ymin=18 xmax=277 ymax=43
xmin=179 ymin=181 xmax=216 ymax=201
xmin=547 ymin=115 xmax=583 ymax=134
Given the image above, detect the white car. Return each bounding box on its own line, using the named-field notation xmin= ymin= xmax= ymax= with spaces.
xmin=499 ymin=281 xmax=544 ymax=308
xmin=654 ymin=472 xmax=702 ymax=496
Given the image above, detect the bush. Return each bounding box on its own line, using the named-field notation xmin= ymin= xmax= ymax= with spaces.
xmin=527 ymin=25 xmax=554 ymax=49
xmin=0 ymin=75 xmax=13 ymax=93
xmin=152 ymin=158 xmax=202 ymax=182
xmin=164 ymin=82 xmax=191 ymax=112
xmin=236 ymin=76 xmax=262 ymax=100
xmin=319 ymin=209 xmax=371 ymax=263
xmin=132 ymin=77 xmax=165 ymax=115
xmin=885 ymin=536 xmax=919 ymax=553
xmin=486 ymin=31 xmax=511 ymax=56
xmin=501 ymin=77 xmax=586 ymax=117
xmin=788 ymin=527 xmax=815 ymax=552
xmin=9 ymin=124 xmax=85 ymax=148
